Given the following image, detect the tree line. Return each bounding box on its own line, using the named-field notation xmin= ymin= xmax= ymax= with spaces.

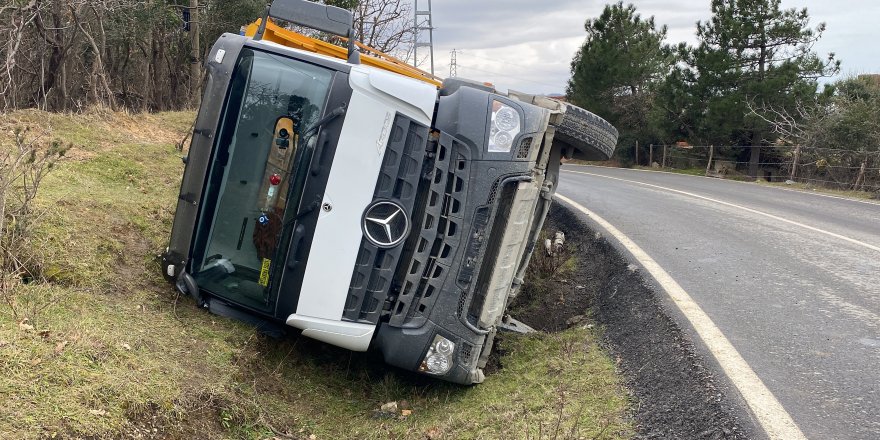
xmin=0 ymin=0 xmax=412 ymax=112
xmin=2 ymin=0 xmax=876 ymax=188
xmin=567 ymin=0 xmax=879 ymax=188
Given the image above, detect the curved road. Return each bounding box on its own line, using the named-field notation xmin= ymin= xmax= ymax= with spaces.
xmin=558 ymin=165 xmax=880 ymax=440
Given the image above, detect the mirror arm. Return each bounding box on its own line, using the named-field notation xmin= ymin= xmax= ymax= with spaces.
xmin=253 ymin=4 xmax=270 ymax=41
xmin=346 ymin=28 xmax=360 ymax=64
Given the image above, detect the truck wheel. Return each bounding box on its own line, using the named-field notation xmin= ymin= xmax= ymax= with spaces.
xmin=552 ymin=103 xmax=618 ymax=161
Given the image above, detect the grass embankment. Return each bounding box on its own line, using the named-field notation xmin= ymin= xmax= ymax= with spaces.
xmin=0 ymin=110 xmax=632 ymax=439
xmin=755 ymin=180 xmax=879 ymax=201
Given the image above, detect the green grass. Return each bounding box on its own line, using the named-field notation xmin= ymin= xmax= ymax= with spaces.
xmin=755 ymin=180 xmax=878 ymax=201
xmin=0 ymin=110 xmax=632 ymax=439
xmin=651 ymin=166 xmax=706 ymax=176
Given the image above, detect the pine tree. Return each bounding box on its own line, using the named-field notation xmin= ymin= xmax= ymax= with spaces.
xmin=566 ymin=2 xmax=673 ymax=154
xmin=671 ymin=0 xmax=838 ymax=177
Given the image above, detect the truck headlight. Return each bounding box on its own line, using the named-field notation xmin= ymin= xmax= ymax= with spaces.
xmin=418 ymin=335 xmax=455 ymax=375
xmin=488 ymin=100 xmax=521 ymax=153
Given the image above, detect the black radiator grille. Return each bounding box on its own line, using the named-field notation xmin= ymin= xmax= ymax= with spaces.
xmin=459 ymin=342 xmax=475 ymax=367
xmin=516 ymin=137 xmax=533 ymax=159
xmin=388 ymin=135 xmax=471 ymax=328
xmin=342 ymin=114 xmax=428 ymax=324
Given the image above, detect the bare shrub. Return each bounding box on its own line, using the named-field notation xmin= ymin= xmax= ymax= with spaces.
xmin=0 ymin=127 xmax=68 ymax=322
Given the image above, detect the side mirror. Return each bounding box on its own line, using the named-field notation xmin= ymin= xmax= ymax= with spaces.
xmin=253 ymin=0 xmax=360 ymax=64
xmin=258 ymin=0 xmax=352 ymax=37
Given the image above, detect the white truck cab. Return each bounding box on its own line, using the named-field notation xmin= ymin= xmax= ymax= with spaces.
xmin=162 ymin=0 xmax=617 ymax=384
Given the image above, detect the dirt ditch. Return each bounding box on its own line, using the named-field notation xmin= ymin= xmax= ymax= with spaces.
xmin=510 ymin=204 xmax=757 ymax=439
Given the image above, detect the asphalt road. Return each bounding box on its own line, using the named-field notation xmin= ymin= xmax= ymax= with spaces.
xmin=558 ymin=165 xmax=880 ymax=440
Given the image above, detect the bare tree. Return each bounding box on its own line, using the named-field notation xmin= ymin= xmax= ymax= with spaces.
xmin=1 ymin=0 xmax=43 ymax=109
xmin=0 ymin=0 xmax=199 ymax=112
xmin=749 ymin=76 xmax=880 ymax=190
xmin=749 ymin=99 xmax=830 ymax=147
xmin=352 ymin=0 xmax=414 ymax=60
xmin=0 ymin=0 xmax=419 ymax=113
xmin=749 ymin=99 xmax=829 ymax=180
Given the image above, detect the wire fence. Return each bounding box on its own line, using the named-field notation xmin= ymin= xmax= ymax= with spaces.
xmin=633 ymin=144 xmax=880 ymax=193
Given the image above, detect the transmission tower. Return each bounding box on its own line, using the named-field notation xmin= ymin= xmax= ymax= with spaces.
xmin=449 ymin=49 xmax=457 ymax=78
xmin=413 ymin=0 xmax=435 ymax=75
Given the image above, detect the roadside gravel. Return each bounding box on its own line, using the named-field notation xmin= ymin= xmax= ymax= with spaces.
xmin=514 ymin=205 xmax=759 ymax=439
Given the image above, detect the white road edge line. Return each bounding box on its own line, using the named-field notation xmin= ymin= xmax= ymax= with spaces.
xmin=564 ymin=169 xmax=880 ymax=253
xmin=556 ymin=193 xmax=807 ymax=440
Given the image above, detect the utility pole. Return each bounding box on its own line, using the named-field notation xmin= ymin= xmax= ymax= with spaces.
xmin=413 ymin=0 xmax=435 ymax=75
xmin=189 ymin=0 xmax=200 ymax=106
xmin=449 ymin=48 xmax=457 ymax=78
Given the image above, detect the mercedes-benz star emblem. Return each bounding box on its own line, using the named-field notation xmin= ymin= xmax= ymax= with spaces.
xmin=363 ymin=201 xmax=410 ymax=248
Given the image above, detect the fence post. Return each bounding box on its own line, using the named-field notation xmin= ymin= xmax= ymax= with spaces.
xmin=790 ymin=145 xmax=801 ymax=181
xmin=662 ymin=144 xmax=667 ymax=168
xmin=705 ymin=145 xmax=714 ymax=177
xmin=635 ymin=140 xmax=639 ymax=166
xmin=649 ymin=144 xmax=654 ymax=166
xmin=853 ymin=154 xmax=868 ymax=191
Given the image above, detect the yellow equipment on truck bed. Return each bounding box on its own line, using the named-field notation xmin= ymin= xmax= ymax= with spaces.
xmin=244 ymin=18 xmax=442 ymax=87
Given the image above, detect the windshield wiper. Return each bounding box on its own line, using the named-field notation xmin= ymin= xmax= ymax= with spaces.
xmin=303 ymin=105 xmax=345 ymax=177
xmin=303 ymin=105 xmax=345 ymax=139
xmin=280 ymin=105 xmax=346 ymax=236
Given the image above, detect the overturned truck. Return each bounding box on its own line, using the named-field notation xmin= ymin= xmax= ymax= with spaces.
xmin=162 ymin=0 xmax=617 ymax=384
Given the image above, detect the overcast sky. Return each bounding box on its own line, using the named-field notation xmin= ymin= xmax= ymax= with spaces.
xmin=417 ymin=0 xmax=880 ymax=95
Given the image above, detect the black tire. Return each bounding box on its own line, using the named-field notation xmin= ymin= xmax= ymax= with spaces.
xmin=552 ymin=103 xmax=618 ymax=161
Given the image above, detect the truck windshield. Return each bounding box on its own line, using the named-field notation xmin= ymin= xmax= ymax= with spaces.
xmin=193 ymin=48 xmax=333 ymax=311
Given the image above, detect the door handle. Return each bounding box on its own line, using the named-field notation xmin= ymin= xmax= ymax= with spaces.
xmin=310 ymin=131 xmax=329 ymax=176
xmin=286 ymin=224 xmax=307 ymax=270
